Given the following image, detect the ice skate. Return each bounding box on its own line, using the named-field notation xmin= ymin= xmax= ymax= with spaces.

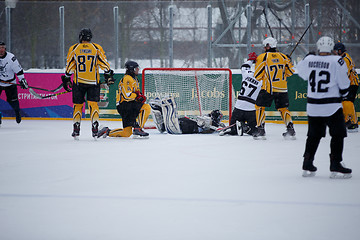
xmin=302 ymin=154 xmax=317 ymax=177
xmin=219 ymin=127 xmax=231 ymax=136
xmin=97 ymin=126 xmax=110 ymax=138
xmin=347 ymin=123 xmax=358 ymax=133
xmin=133 ymin=125 xmax=149 ymax=139
xmin=72 ymin=122 xmax=80 ymax=140
xmin=330 ymin=163 xmax=352 ymax=179
xmin=302 ymin=163 xmax=317 ymax=177
xmin=253 ymin=125 xmax=266 ymax=140
xmin=15 ymin=111 xmax=21 ymax=124
xmin=283 ymin=122 xmax=296 ymax=140
xmin=92 ymin=121 xmax=99 ymax=138
xmin=236 ymin=121 xmax=243 ymax=136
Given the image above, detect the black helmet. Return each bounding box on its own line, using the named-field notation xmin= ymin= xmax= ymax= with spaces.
xmin=79 ymin=28 xmax=92 ymax=42
xmin=0 ymin=41 xmax=5 ymax=46
xmin=125 ymin=61 xmax=139 ymax=73
xmin=333 ymin=42 xmax=346 ymax=53
xmin=209 ymin=110 xmax=223 ymax=126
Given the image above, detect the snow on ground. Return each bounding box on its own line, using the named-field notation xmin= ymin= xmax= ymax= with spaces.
xmin=0 ymin=119 xmax=359 ymax=240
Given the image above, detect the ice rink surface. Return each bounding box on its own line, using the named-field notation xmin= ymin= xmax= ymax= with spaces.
xmin=1 ymin=119 xmax=359 ymax=240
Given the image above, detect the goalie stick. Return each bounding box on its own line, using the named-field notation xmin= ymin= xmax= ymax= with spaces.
xmin=29 ymin=88 xmax=71 ymax=99
xmin=0 ymin=79 xmax=63 ymax=92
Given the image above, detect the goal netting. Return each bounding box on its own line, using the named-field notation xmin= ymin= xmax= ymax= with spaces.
xmin=142 ymin=68 xmax=233 ymax=120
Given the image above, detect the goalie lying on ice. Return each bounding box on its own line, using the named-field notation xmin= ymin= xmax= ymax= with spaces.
xmin=149 ymin=96 xmax=225 ymax=134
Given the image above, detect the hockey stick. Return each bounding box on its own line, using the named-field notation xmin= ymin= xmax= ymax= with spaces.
xmin=288 ymin=19 xmax=314 ymax=57
xmin=263 ymin=8 xmax=274 ymax=37
xmin=215 ymin=123 xmax=236 ymax=132
xmin=29 ymin=88 xmax=71 ymax=99
xmin=0 ymin=79 xmax=63 ymax=92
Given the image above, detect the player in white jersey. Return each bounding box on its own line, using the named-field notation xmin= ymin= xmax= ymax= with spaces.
xmin=297 ymin=36 xmax=352 ymax=178
xmin=0 ymin=42 xmax=28 ymax=124
xmin=220 ymin=53 xmax=262 ymax=136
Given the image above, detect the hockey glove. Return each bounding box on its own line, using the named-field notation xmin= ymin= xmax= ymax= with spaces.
xmin=248 ymin=52 xmax=257 ymax=62
xmin=61 ymin=75 xmax=72 ymax=92
xmin=135 ymin=91 xmax=146 ymax=103
xmin=19 ymin=78 xmax=28 ymax=89
xmin=104 ymin=69 xmax=115 ymax=85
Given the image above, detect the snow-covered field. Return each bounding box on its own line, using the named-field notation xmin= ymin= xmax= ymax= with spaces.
xmin=0 ymin=119 xmax=359 ymax=240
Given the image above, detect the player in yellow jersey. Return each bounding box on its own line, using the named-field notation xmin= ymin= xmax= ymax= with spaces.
xmin=61 ymin=28 xmax=114 ymax=140
xmin=97 ymin=61 xmax=151 ymax=138
xmin=253 ymin=37 xmax=295 ymax=139
xmin=333 ymin=42 xmax=359 ymax=132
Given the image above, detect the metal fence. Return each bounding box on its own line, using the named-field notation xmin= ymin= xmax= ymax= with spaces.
xmin=1 ymin=0 xmax=360 ymax=70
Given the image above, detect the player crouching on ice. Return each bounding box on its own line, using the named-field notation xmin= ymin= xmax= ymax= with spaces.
xmin=97 ymin=61 xmax=151 ymax=139
xmin=149 ymin=96 xmax=225 ymax=134
xmin=219 ymin=52 xmax=262 ymax=137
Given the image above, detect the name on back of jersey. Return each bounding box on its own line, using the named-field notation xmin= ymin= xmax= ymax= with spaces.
xmin=308 ymin=61 xmax=330 ymax=69
xmin=80 ymin=49 xmax=92 ymax=54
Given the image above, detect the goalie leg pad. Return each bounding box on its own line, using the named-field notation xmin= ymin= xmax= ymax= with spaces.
xmin=150 ymin=98 xmax=165 ymax=133
xmin=161 ymin=97 xmax=182 ymax=134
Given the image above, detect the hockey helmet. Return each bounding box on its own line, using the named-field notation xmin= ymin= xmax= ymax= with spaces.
xmin=316 ymin=36 xmax=334 ymax=53
xmin=263 ymin=37 xmax=277 ymax=48
xmin=79 ymin=28 xmax=92 ymax=42
xmin=209 ymin=110 xmax=223 ymax=126
xmin=333 ymin=42 xmax=346 ymax=53
xmin=125 ymin=61 xmax=139 ymax=72
xmin=0 ymin=42 xmax=5 ymax=46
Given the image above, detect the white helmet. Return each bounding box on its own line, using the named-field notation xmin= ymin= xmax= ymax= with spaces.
xmin=263 ymin=37 xmax=277 ymax=48
xmin=316 ymin=36 xmax=334 ymax=53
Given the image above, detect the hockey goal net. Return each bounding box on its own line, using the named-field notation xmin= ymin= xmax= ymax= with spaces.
xmin=142 ymin=68 xmax=233 ymax=120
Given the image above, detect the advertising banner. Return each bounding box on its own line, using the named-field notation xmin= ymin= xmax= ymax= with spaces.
xmin=1 ymin=71 xmax=359 ymax=122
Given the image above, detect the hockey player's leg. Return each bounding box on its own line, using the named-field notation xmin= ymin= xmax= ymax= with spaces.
xmin=138 ymin=104 xmax=151 ymax=129
xmin=9 ymin=99 xmax=21 ymax=124
xmin=279 ymin=107 xmax=296 ymax=139
xmin=328 ymin=110 xmax=352 ymax=178
xmin=161 ymin=97 xmax=182 ymax=134
xmin=329 ymin=137 xmax=352 ymax=179
xmin=89 ymin=101 xmax=100 ymax=138
xmin=108 ymin=126 xmax=133 ymax=138
xmin=72 ymin=104 xmax=83 ymax=140
xmin=253 ymin=105 xmax=266 ymax=139
xmin=302 ymin=135 xmax=321 ymax=177
xmin=342 ymin=101 xmax=358 ymax=132
xmin=150 ymin=98 xmax=165 ymax=133
xmin=302 ymin=152 xmax=317 ymax=177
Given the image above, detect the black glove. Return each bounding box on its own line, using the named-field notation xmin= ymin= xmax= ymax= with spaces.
xmin=19 ymin=78 xmax=28 ymax=89
xmin=135 ymin=91 xmax=146 ymax=104
xmin=104 ymin=69 xmax=115 ymax=85
xmin=61 ymin=75 xmax=72 ymax=92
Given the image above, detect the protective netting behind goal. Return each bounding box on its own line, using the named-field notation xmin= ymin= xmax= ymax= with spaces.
xmin=142 ymin=68 xmax=233 ymax=120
